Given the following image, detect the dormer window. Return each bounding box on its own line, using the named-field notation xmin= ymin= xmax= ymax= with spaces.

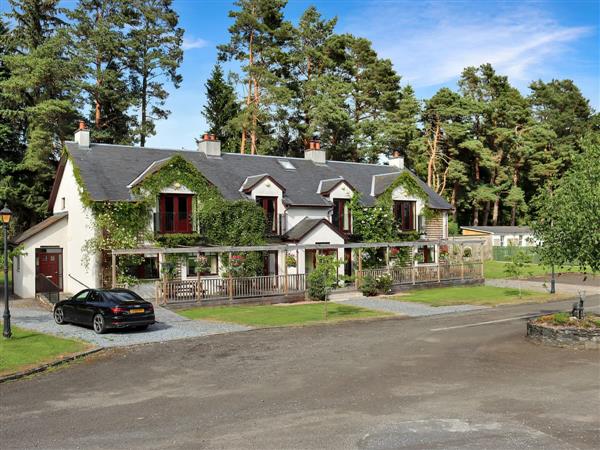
xmin=256 ymin=196 xmax=278 ymax=234
xmin=332 ymin=199 xmax=351 ymax=233
xmin=393 ymin=200 xmax=416 ymax=231
xmin=157 ymin=194 xmax=193 ymax=233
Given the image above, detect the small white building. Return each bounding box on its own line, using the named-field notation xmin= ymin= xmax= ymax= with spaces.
xmin=13 ymin=127 xmax=452 ymax=299
xmin=460 ymin=226 xmax=534 ymax=247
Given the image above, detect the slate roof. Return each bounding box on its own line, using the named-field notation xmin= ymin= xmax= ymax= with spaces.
xmin=65 ymin=142 xmax=452 ymax=209
xmin=283 ymin=218 xmax=345 ymax=242
xmin=14 ymin=212 xmax=68 ymax=244
xmin=461 ymin=226 xmax=532 ymax=235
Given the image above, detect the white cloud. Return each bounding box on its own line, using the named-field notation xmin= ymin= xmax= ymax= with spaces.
xmin=182 ymin=36 xmax=209 ymax=51
xmin=346 ymin=1 xmax=592 ymax=88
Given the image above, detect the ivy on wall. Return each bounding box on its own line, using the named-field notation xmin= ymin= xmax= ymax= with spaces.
xmin=350 ymin=171 xmax=434 ymax=243
xmin=72 ymin=152 xmax=267 ymax=280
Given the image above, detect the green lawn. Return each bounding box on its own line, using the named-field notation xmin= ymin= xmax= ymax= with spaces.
xmin=0 ymin=326 xmax=89 ymax=375
xmin=389 ymin=285 xmax=561 ymax=307
xmin=484 ymin=260 xmax=584 ymax=279
xmin=179 ymin=302 xmax=390 ymax=327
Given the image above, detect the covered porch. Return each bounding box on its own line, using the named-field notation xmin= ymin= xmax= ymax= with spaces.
xmin=111 ymin=238 xmax=485 ymax=306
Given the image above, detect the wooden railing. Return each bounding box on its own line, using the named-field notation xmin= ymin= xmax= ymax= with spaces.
xmin=157 ymin=274 xmax=306 ymax=304
xmin=356 ymin=262 xmax=483 ymax=287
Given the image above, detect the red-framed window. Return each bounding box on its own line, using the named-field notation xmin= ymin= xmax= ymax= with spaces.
xmin=393 ymin=200 xmax=416 ymax=231
xmin=159 ymin=194 xmax=193 ymax=233
xmin=256 ymin=196 xmax=278 ymax=234
xmin=332 ymin=198 xmax=351 ymax=233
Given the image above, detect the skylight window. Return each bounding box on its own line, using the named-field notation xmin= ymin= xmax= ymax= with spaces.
xmin=277 ymin=160 xmax=296 ymax=170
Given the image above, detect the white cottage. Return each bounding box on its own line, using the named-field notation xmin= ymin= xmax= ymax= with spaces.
xmin=12 ymin=126 xmax=452 ymax=299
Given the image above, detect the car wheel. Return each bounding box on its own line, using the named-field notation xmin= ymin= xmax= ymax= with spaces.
xmin=93 ymin=313 xmax=106 ymax=334
xmin=54 ymin=307 xmax=67 ymax=325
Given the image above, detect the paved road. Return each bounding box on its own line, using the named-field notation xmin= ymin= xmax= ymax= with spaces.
xmin=1 ymin=296 xmax=599 ymax=450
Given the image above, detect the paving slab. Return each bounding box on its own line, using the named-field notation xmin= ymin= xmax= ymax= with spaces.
xmin=333 ymin=295 xmax=488 ymax=316
xmin=9 ymin=305 xmax=251 ymax=347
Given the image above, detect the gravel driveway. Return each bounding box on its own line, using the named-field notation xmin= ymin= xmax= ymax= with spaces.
xmin=334 ymin=296 xmax=488 ymax=316
xmin=9 ymin=306 xmax=251 ymax=347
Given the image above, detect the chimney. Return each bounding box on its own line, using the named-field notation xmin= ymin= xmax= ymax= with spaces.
xmin=74 ymin=120 xmax=90 ymax=148
xmin=304 ymin=139 xmax=326 ymax=164
xmin=197 ymin=133 xmax=221 ymax=157
xmin=389 ymin=150 xmax=404 ymax=170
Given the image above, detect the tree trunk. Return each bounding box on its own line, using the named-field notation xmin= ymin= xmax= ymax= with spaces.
xmin=510 ymin=167 xmax=520 ymax=226
xmin=451 ymin=182 xmax=459 ymax=221
xmin=472 ymin=157 xmax=480 ymax=225
xmin=140 ymin=69 xmax=147 ymax=147
xmin=492 ymin=198 xmax=500 ymax=226
xmin=482 ymin=202 xmax=490 ymax=226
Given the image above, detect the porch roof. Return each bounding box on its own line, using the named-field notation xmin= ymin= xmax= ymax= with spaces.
xmin=13 ymin=212 xmax=68 ymax=244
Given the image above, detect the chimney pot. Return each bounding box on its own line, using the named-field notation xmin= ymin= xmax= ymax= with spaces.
xmin=389 ymin=150 xmax=404 ymax=170
xmin=304 ymin=139 xmax=326 ymax=164
xmin=198 ymin=134 xmax=221 ymax=156
xmin=74 ymin=120 xmax=90 ymax=148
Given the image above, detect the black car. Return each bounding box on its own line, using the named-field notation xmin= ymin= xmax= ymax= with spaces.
xmin=53 ymin=289 xmax=155 ymax=334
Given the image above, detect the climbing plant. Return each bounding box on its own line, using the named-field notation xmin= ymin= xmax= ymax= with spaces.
xmin=349 ymin=172 xmax=431 ymax=243
xmin=74 ymin=153 xmax=267 ymax=278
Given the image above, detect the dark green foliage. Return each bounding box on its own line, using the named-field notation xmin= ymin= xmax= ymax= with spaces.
xmin=128 ymin=0 xmax=183 ymax=147
xmin=155 ymin=233 xmax=205 ymax=247
xmin=532 ymin=138 xmax=600 ymax=272
xmin=359 ymin=275 xmax=378 ymax=297
xmin=202 ymin=64 xmax=240 ymax=152
xmin=0 ymin=1 xmax=79 ymax=231
xmin=69 ymin=0 xmax=137 ymax=144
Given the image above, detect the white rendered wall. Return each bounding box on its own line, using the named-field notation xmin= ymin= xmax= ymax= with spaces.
xmin=13 ymin=218 xmax=68 ymax=298
xmin=52 ymin=160 xmax=99 ymax=293
xmin=286 ymin=207 xmax=329 ymax=231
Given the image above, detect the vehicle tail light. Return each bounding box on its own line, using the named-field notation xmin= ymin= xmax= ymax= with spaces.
xmin=111 ymin=306 xmax=128 ymax=314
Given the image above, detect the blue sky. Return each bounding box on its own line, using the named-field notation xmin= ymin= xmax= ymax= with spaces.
xmin=2 ymin=0 xmax=598 ymax=149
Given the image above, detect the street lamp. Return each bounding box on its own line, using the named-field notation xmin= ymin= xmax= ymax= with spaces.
xmin=1 ymin=204 xmax=12 ymax=338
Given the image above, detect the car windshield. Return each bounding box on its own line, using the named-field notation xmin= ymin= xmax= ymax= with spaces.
xmin=102 ymin=291 xmax=143 ymax=303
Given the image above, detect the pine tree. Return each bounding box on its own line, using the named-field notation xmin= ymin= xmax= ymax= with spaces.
xmin=69 ymin=0 xmax=137 ymax=144
xmin=0 ymin=0 xmax=80 ymax=230
xmin=218 ymin=0 xmax=291 ymax=154
xmin=128 ymin=0 xmax=183 ymax=147
xmin=202 ymin=64 xmax=240 ymax=152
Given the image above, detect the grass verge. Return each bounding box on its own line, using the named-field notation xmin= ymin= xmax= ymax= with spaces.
xmin=389 ymin=285 xmax=562 ymax=307
xmin=0 ymin=326 xmax=89 ymax=375
xmin=179 ymin=302 xmax=390 ymax=327
xmin=483 ymin=260 xmax=584 ymax=279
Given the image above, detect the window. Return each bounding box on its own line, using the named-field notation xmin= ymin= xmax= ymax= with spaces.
xmin=332 ymin=199 xmax=351 ymax=232
xmin=256 ymin=196 xmax=278 ymax=234
xmin=72 ymin=290 xmax=90 ymax=301
xmin=61 ymin=197 xmax=66 ymax=210
xmin=16 ymin=256 xmax=20 ymax=272
xmin=393 ymin=201 xmax=416 ymax=231
xmin=123 ymin=257 xmax=159 ymax=280
xmin=188 ymin=253 xmax=218 ymax=276
xmin=158 ymin=194 xmax=193 ymax=233
xmin=277 ymin=160 xmax=296 ymax=170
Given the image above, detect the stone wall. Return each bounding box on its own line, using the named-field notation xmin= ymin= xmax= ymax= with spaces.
xmin=527 ymin=321 xmax=600 ymax=349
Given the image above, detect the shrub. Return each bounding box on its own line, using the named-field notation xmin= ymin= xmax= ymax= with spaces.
xmin=359 ymin=275 xmax=379 ymax=297
xmin=376 ymin=273 xmax=393 ymax=294
xmin=307 ymin=255 xmax=341 ymax=301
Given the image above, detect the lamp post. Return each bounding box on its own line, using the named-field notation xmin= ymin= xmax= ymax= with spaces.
xmin=1 ymin=204 xmax=12 ymax=338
